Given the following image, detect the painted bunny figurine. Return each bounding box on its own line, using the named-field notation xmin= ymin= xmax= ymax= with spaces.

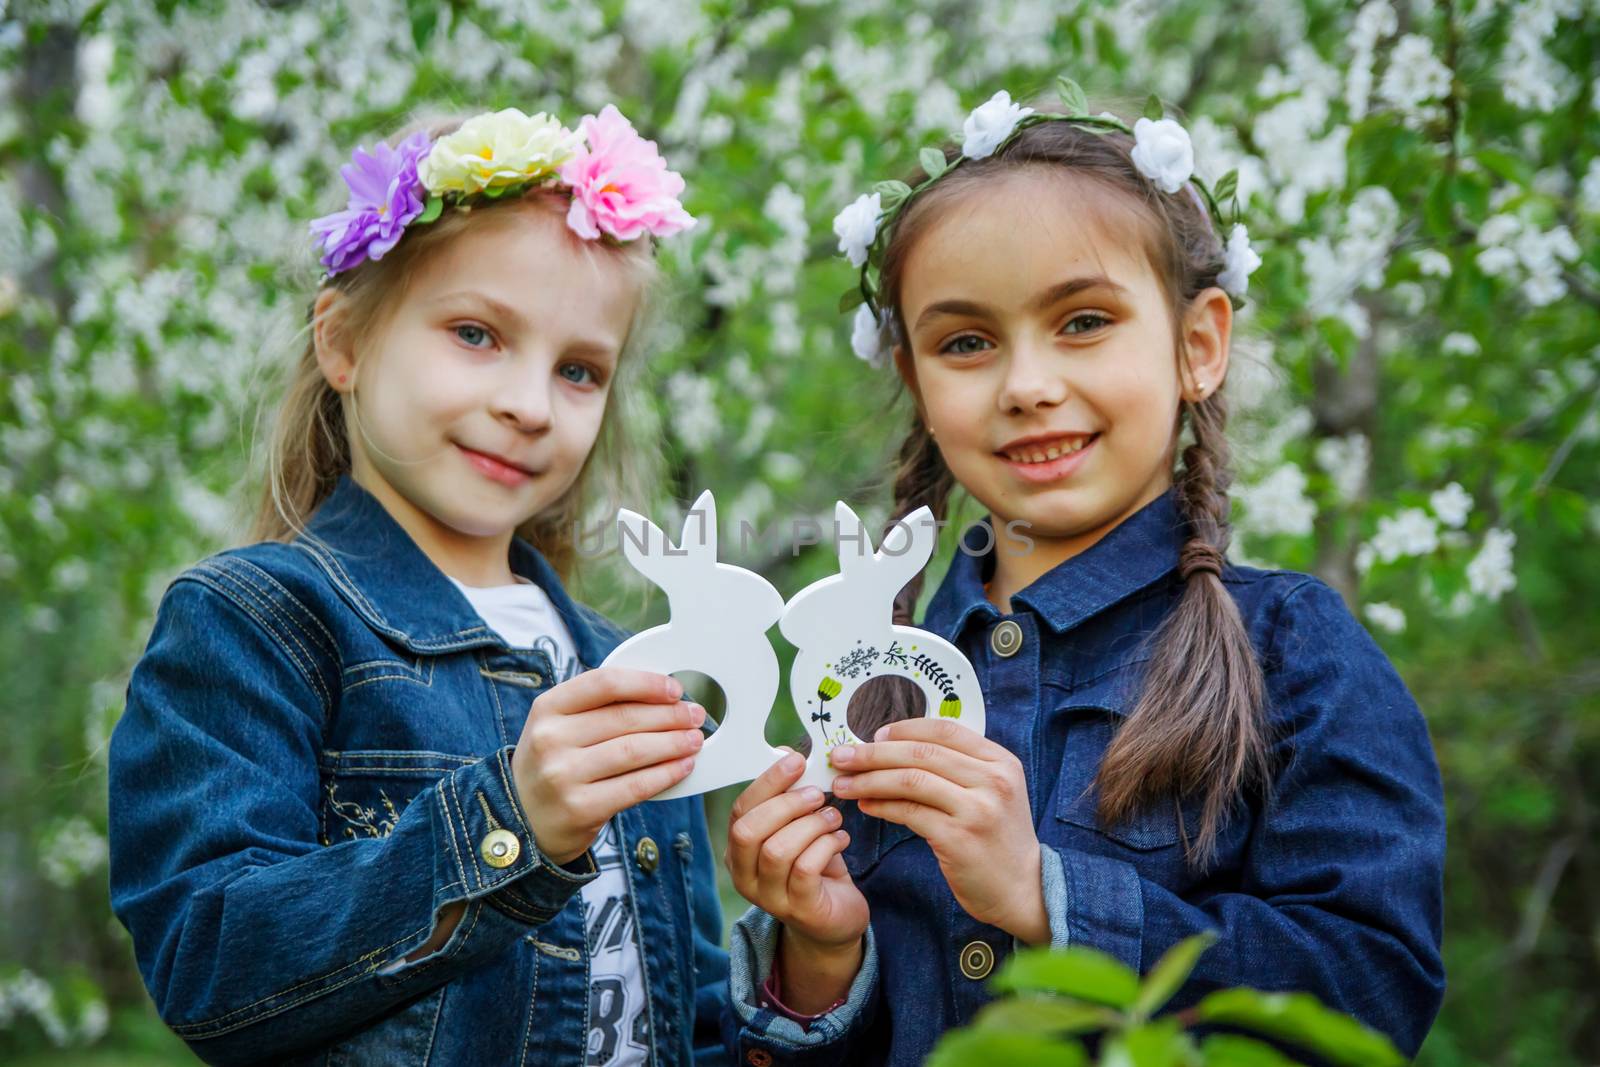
xmin=781 ymin=501 xmax=987 ymax=792
xmin=602 ymin=489 xmax=788 ymax=800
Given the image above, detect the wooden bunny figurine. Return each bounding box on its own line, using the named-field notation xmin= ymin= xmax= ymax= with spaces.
xmin=602 ymin=489 xmax=788 ymax=800
xmin=780 ymin=501 xmax=986 ymax=792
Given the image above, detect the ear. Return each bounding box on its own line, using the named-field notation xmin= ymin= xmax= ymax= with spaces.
xmin=1178 ymin=286 xmax=1233 ymax=404
xmin=312 ymin=288 xmax=357 ymax=395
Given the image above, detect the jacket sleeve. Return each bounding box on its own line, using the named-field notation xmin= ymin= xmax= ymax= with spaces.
xmin=108 ymin=571 xmax=599 ymax=1066
xmin=686 ymin=799 xmax=732 ymax=1065
xmin=719 ymin=907 xmax=883 ymax=1066
xmin=1039 ymin=577 xmax=1446 ymax=1056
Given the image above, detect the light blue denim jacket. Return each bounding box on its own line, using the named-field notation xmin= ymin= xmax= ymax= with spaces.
xmin=109 ymin=473 xmax=731 ymax=1066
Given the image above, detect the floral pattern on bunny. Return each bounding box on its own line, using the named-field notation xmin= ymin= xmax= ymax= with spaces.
xmin=603 ymin=489 xmax=789 ymax=800
xmin=781 ymin=502 xmax=986 ymax=793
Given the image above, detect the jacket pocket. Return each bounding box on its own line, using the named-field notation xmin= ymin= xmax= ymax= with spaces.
xmin=1050 ymin=661 xmax=1197 ymax=853
xmin=836 ymin=798 xmax=918 ymax=880
xmin=317 ymin=750 xmax=476 ymax=846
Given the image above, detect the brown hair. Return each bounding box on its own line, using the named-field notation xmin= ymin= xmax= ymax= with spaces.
xmin=873 ymin=111 xmax=1268 ymax=868
xmin=246 ymin=110 xmax=664 ymax=583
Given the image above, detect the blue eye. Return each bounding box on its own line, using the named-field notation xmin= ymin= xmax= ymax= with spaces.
xmin=559 ymin=363 xmax=597 ymax=385
xmin=455 ymin=324 xmax=492 ymax=348
xmin=1063 ymin=313 xmax=1111 ymax=335
xmin=940 ymin=334 xmax=993 ymax=356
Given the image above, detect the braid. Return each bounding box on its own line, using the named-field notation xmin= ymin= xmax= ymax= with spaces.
xmin=1094 ymin=389 xmax=1270 ymax=869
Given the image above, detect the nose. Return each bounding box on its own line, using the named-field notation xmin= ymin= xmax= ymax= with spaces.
xmin=490 ymin=361 xmax=553 ymax=433
xmin=996 ymin=335 xmax=1069 ymax=415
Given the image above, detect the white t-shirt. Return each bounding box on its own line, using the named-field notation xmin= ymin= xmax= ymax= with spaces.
xmin=448 ymin=574 xmax=650 ymax=1067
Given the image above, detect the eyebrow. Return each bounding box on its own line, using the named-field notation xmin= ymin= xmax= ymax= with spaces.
xmin=912 ymin=274 xmax=1130 ymax=333
xmin=430 ymin=290 xmax=621 ymax=358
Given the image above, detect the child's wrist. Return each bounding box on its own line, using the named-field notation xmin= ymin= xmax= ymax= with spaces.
xmin=777 ymin=924 xmax=863 ymax=1012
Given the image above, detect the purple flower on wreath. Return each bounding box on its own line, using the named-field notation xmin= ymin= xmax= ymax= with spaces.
xmin=309 ymin=130 xmax=434 ymax=276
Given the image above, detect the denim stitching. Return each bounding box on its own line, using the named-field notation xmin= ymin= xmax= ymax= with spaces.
xmin=182 ymin=573 xmax=329 ymax=717
xmin=435 ymin=778 xmax=470 ymax=897
xmin=189 ymin=564 xmax=331 ymax=710
xmin=198 ymin=560 xmax=338 ymax=708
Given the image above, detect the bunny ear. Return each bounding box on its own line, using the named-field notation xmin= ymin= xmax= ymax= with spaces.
xmin=680 ymin=489 xmax=718 ymax=562
xmin=617 ymin=507 xmax=674 ymax=583
xmin=878 ymin=505 xmax=937 ymax=573
xmin=834 ymin=501 xmax=870 ymax=578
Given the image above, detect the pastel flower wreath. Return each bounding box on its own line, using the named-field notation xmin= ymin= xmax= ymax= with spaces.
xmin=309 ymin=105 xmax=695 ymax=279
xmin=834 ymin=79 xmax=1259 ymax=363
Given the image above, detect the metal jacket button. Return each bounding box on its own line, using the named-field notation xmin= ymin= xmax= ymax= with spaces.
xmin=480 ymin=828 xmax=521 ymax=869
xmin=959 ymin=939 xmax=995 ymax=980
xmin=990 ymin=619 xmax=1023 ymax=657
xmin=635 ymin=836 xmax=660 ymax=873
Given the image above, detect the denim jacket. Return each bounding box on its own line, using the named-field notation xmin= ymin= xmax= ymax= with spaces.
xmin=109 ymin=474 xmax=730 ymax=1067
xmin=724 ymin=487 xmax=1446 ymax=1065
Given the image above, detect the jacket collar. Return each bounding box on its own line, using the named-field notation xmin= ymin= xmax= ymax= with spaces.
xmin=292 ymin=473 xmax=617 ymax=664
xmin=922 ymin=486 xmax=1188 ymax=643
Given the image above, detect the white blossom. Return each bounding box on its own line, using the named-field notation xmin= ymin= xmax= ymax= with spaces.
xmin=1414 ymin=248 xmax=1452 ymax=278
xmin=961 ymin=90 xmax=1033 ymax=160
xmin=1131 ymin=116 xmax=1195 ymax=193
xmin=1429 ymin=482 xmax=1474 ymax=527
xmin=1466 ymin=528 xmax=1517 ymax=600
xmin=1217 ymin=224 xmax=1262 ymax=297
xmin=1371 ymin=507 xmax=1439 ymax=563
xmin=1441 ymin=331 xmax=1481 ymax=356
xmin=1237 ymin=463 xmax=1316 ymax=537
xmin=1377 ymin=34 xmax=1453 ymax=115
xmin=665 ymin=372 xmax=720 ymax=452
xmin=831 ymin=192 xmax=881 ymax=268
xmin=1363 ymin=601 xmax=1407 ymax=634
xmin=850 ymin=304 xmax=891 ymax=364
xmin=1313 ymin=433 xmax=1370 ymax=502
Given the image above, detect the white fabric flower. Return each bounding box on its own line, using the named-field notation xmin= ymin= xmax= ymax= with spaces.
xmin=1217 ymin=224 xmax=1262 ymax=297
xmin=1131 ymin=116 xmax=1195 ymax=193
xmin=418 ymin=108 xmax=582 ymax=195
xmin=961 ymin=91 xmax=1034 ymax=160
xmin=832 ymin=192 xmax=882 ymax=268
xmin=850 ymin=304 xmax=890 ymax=364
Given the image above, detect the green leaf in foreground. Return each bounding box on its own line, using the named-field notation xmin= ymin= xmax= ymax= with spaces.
xmin=1102 ymin=1019 xmax=1192 ymax=1067
xmin=1199 ymin=1034 xmax=1305 ymax=1066
xmin=992 ymin=946 xmax=1141 ymax=1009
xmin=972 ymin=996 xmax=1122 ymax=1035
xmin=926 ymin=1028 xmax=1089 ymax=1067
xmin=1133 ymin=931 xmax=1217 ymax=1019
xmin=1194 ymin=989 xmax=1406 ymax=1067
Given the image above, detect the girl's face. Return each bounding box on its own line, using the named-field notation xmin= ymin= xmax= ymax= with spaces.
xmin=895 ymin=170 xmax=1224 ymax=550
xmin=318 ymin=201 xmax=640 ymax=570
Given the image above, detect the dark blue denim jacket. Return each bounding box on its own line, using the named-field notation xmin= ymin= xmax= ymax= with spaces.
xmin=109 ymin=473 xmax=730 ymax=1066
xmin=724 ymin=487 xmax=1446 ymax=1065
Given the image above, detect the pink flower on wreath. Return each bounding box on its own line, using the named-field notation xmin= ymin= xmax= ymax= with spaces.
xmin=559 ymin=105 xmax=696 ymax=242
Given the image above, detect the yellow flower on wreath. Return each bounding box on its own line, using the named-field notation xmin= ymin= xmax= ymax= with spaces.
xmin=418 ymin=107 xmax=584 ymax=196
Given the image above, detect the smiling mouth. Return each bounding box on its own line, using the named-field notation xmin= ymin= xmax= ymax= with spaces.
xmin=997 ymin=433 xmax=1099 ymax=464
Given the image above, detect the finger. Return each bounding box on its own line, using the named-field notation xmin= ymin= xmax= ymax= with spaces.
xmin=787 ymin=827 xmax=850 ymax=903
xmin=576 ymin=754 xmax=696 ymax=816
xmin=858 ymin=797 xmax=944 ymax=839
xmin=828 ymin=739 xmax=990 ymax=787
xmin=579 ymin=728 xmax=705 ymax=782
xmin=832 ymin=765 xmax=964 ymax=816
xmin=727 ymin=787 xmax=827 ymax=891
xmin=754 ymin=808 xmax=845 ymax=907
xmin=871 ymin=716 xmax=996 ymax=759
xmin=537 ymin=667 xmax=683 ymax=716
xmin=563 ymin=699 xmax=707 ymax=746
xmin=729 ymin=750 xmax=806 ymax=822
xmin=821 ymin=849 xmax=849 ymax=880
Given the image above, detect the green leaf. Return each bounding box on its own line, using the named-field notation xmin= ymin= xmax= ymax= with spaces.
xmin=407 ymin=0 xmax=439 ymax=49
xmin=1194 ymin=989 xmax=1407 ymax=1067
xmin=1199 ymin=1035 xmax=1304 ymax=1066
xmin=927 ymin=1028 xmax=1089 ymax=1067
xmin=872 ymin=179 xmax=913 ymax=207
xmin=1423 ymin=173 xmax=1454 ymax=238
xmin=1212 ymin=170 xmax=1238 ymax=205
xmin=416 ymin=196 xmax=443 ymax=224
xmin=1056 ymin=76 xmax=1089 ymax=114
xmin=1105 ymin=1019 xmax=1193 ymax=1067
xmin=1143 ymin=93 xmax=1164 ymax=120
xmin=1475 ymin=148 xmax=1533 ymax=188
xmin=839 ymin=288 xmax=866 ymax=313
xmin=1132 ymin=931 xmax=1216 ymax=1019
xmin=992 ymin=947 xmax=1141 ymax=1009
xmin=972 ymin=996 xmax=1122 ymax=1035
xmin=920 ymin=147 xmax=948 ymax=180
xmin=1317 ymin=315 xmax=1359 ymax=367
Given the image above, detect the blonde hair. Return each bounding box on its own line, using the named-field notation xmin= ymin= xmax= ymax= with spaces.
xmin=247 ymin=109 xmax=665 ymax=584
